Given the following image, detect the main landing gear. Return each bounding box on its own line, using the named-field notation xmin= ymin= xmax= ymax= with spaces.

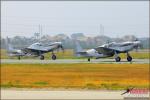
xmin=18 ymin=56 xmax=21 ymax=60
xmin=39 ymin=54 xmax=57 ymax=60
xmin=40 ymin=55 xmax=44 ymax=60
xmin=114 ymin=51 xmax=121 ymax=62
xmin=51 ymin=51 xmax=57 ymax=60
xmin=39 ymin=53 xmax=57 ymax=60
xmin=51 ymin=54 xmax=57 ymax=60
xmin=127 ymin=52 xmax=132 ymax=62
xmin=115 ymin=56 xmax=121 ymax=62
xmin=114 ymin=52 xmax=132 ymax=62
xmin=88 ymin=58 xmax=90 ymax=62
xmin=40 ymin=54 xmax=57 ymax=60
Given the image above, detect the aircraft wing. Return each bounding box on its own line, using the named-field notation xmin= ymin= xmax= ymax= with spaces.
xmin=25 ymin=47 xmax=50 ymax=52
xmin=94 ymin=47 xmax=115 ymax=55
xmin=21 ymin=48 xmax=46 ymax=56
xmin=75 ymin=51 xmax=88 ymax=57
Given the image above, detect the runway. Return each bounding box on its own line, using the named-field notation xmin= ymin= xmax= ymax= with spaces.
xmin=1 ymin=89 xmax=149 ymax=100
xmin=1 ymin=89 xmax=124 ymax=99
xmin=1 ymin=59 xmax=149 ymax=64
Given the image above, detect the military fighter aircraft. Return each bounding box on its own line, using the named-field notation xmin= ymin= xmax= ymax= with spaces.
xmin=6 ymin=39 xmax=64 ymax=60
xmin=75 ymin=40 xmax=141 ymax=62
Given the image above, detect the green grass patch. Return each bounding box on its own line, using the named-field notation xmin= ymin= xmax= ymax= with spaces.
xmin=33 ymin=81 xmax=48 ymax=86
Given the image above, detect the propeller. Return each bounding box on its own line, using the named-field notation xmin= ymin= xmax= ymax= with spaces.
xmin=137 ymin=43 xmax=143 ymax=52
xmin=60 ymin=45 xmax=65 ymax=53
xmin=57 ymin=44 xmax=65 ymax=53
xmin=133 ymin=38 xmax=142 ymax=52
xmin=135 ymin=42 xmax=143 ymax=52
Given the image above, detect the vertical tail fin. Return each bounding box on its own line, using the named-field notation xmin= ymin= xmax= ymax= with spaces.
xmin=74 ymin=41 xmax=83 ymax=52
xmin=5 ymin=37 xmax=15 ymax=52
xmin=74 ymin=41 xmax=83 ymax=56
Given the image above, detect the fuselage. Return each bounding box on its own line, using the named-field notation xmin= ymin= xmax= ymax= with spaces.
xmin=83 ymin=49 xmax=112 ymax=58
xmin=27 ymin=42 xmax=61 ymax=52
xmin=7 ymin=42 xmax=63 ymax=57
xmin=101 ymin=41 xmax=141 ymax=53
xmin=79 ymin=41 xmax=141 ymax=58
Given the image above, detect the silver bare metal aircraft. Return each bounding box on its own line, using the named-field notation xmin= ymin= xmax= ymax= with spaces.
xmin=75 ymin=40 xmax=142 ymax=62
xmin=6 ymin=40 xmax=64 ymax=60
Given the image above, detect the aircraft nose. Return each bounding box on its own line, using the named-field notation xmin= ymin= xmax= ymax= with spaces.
xmin=134 ymin=41 xmax=140 ymax=45
xmin=134 ymin=41 xmax=142 ymax=49
xmin=55 ymin=42 xmax=62 ymax=45
xmin=59 ymin=42 xmax=63 ymax=48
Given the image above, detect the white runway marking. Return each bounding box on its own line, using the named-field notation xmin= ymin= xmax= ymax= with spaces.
xmin=1 ymin=59 xmax=149 ymax=64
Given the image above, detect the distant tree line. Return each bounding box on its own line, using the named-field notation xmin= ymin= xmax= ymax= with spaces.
xmin=1 ymin=33 xmax=149 ymax=49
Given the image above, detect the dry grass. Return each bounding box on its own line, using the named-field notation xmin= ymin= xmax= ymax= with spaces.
xmin=1 ymin=64 xmax=149 ymax=90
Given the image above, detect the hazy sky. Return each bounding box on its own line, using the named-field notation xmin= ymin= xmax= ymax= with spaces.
xmin=1 ymin=1 xmax=149 ymax=38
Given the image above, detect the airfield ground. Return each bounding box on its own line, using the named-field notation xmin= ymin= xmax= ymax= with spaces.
xmin=1 ymin=49 xmax=149 ymax=99
xmin=1 ymin=63 xmax=149 ymax=90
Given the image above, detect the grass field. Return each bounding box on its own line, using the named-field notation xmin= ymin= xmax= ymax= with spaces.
xmin=1 ymin=49 xmax=149 ymax=59
xmin=1 ymin=63 xmax=149 ymax=90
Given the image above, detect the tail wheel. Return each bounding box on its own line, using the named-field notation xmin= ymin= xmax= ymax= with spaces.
xmin=40 ymin=55 xmax=44 ymax=60
xmin=88 ymin=58 xmax=90 ymax=62
xmin=127 ymin=56 xmax=132 ymax=62
xmin=115 ymin=56 xmax=121 ymax=62
xmin=52 ymin=54 xmax=57 ymax=60
xmin=18 ymin=56 xmax=21 ymax=60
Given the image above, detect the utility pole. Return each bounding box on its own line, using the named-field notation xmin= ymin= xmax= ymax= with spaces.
xmin=38 ymin=25 xmax=40 ymax=42
xmin=99 ymin=24 xmax=104 ymax=36
xmin=38 ymin=24 xmax=42 ymax=42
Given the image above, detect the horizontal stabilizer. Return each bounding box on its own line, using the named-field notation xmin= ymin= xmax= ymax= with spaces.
xmin=74 ymin=41 xmax=86 ymax=56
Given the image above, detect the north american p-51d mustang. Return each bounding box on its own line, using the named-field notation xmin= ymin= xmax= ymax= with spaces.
xmin=6 ymin=39 xmax=64 ymax=60
xmin=75 ymin=40 xmax=141 ymax=62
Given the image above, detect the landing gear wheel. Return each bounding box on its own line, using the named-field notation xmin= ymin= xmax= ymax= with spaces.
xmin=40 ymin=55 xmax=44 ymax=60
xmin=127 ymin=56 xmax=132 ymax=62
xmin=115 ymin=57 xmax=121 ymax=62
xmin=52 ymin=54 xmax=57 ymax=60
xmin=88 ymin=58 xmax=90 ymax=62
xmin=18 ymin=56 xmax=21 ymax=60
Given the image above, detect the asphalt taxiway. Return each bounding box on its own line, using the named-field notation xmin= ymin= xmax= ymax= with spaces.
xmin=1 ymin=59 xmax=149 ymax=64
